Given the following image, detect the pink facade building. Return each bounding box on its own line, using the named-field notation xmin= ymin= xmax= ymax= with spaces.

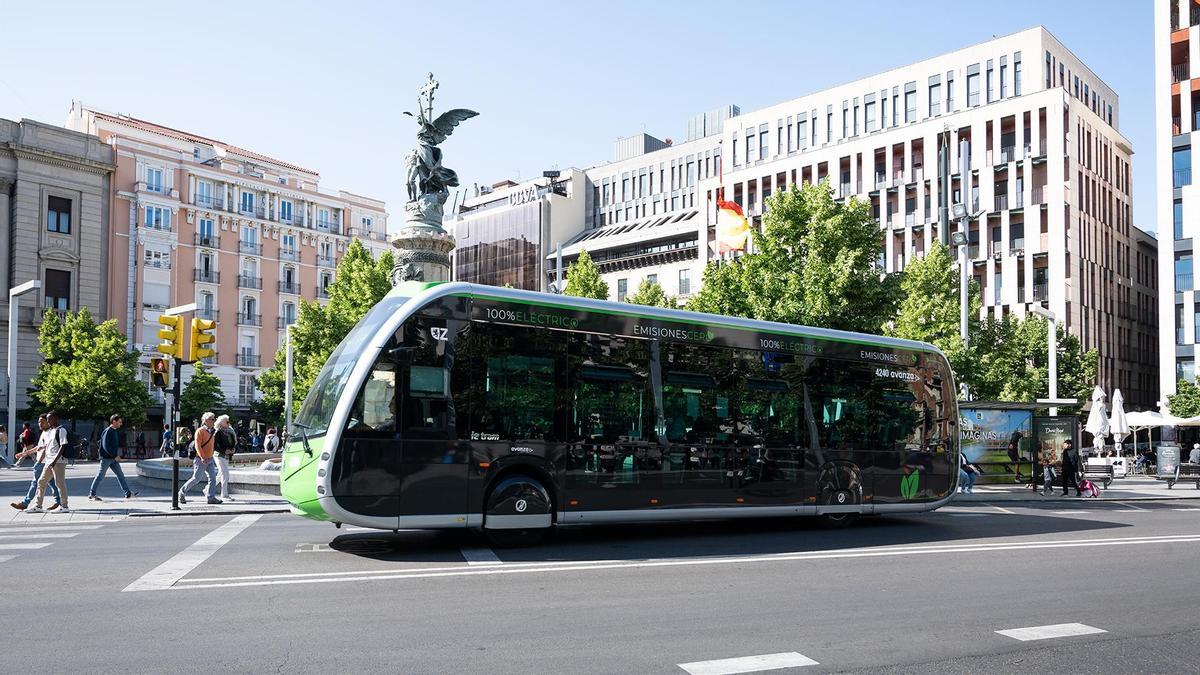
xmin=66 ymin=103 xmax=389 ymax=412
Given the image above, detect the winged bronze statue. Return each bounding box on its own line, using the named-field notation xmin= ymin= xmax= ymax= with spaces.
xmin=402 ymin=74 xmax=479 ymax=203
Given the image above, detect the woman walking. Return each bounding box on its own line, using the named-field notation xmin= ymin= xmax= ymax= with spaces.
xmin=213 ymin=414 xmax=238 ymax=502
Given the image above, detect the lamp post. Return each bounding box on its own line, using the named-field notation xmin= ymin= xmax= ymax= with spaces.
xmin=284 ymin=323 xmax=294 ymax=435
xmin=1030 ymin=303 xmax=1071 ymax=417
xmin=6 ymin=279 xmax=41 ymax=466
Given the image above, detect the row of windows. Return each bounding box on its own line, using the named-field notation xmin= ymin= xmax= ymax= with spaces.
xmin=615 ymin=269 xmax=692 ymax=301
xmin=1044 ymin=51 xmax=1115 ymax=126
xmin=596 ymin=151 xmax=722 ymax=210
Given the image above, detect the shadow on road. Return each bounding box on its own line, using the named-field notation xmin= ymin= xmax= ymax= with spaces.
xmin=322 ymin=510 xmax=1131 ymax=564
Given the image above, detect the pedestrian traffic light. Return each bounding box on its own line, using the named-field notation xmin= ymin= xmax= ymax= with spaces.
xmin=190 ymin=317 xmax=216 ymax=361
xmin=150 ymin=357 xmax=170 ymax=389
xmin=157 ymin=314 xmax=184 ymax=358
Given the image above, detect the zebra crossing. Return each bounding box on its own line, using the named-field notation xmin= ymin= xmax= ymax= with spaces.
xmin=0 ymin=521 xmax=110 ymax=563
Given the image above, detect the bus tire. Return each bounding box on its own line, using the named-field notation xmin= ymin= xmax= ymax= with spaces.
xmin=817 ymin=463 xmax=862 ymax=529
xmin=483 ymin=473 xmax=552 ymax=548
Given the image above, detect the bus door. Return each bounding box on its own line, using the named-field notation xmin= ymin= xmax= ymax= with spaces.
xmin=734 ymin=377 xmax=804 ymax=506
xmin=395 ymin=314 xmax=470 ymax=524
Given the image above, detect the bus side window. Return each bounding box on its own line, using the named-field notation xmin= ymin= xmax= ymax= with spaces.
xmin=472 ymin=323 xmax=564 ymax=442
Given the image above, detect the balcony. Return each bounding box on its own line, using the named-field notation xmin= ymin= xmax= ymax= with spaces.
xmin=292 ymin=214 xmax=308 ymax=228
xmin=143 ymin=258 xmax=170 ymax=270
xmin=236 ymin=353 xmax=261 ymax=367
xmin=237 ymin=274 xmax=262 ymax=290
xmin=239 ymin=240 xmax=263 ymax=256
xmin=874 ymin=172 xmax=886 ymax=189
xmin=137 ymin=181 xmax=171 ymax=196
xmin=1177 ymin=116 xmax=1185 ymax=136
xmin=317 ymin=287 xmax=331 ymax=299
xmin=994 ymin=194 xmax=1009 ymax=211
xmin=278 ymin=280 xmax=301 ymax=295
xmin=193 ymin=195 xmax=225 ymax=211
xmin=277 ymin=316 xmax=297 ymax=329
xmin=1031 ymin=187 xmax=1045 ymax=205
xmin=904 ymin=213 xmax=915 ymax=228
xmin=1178 ymin=274 xmax=1194 ymax=292
xmin=194 ymin=233 xmax=219 ymax=248
xmin=197 ymin=308 xmax=219 ymax=321
xmin=346 ymin=228 xmax=388 ymax=242
xmin=1173 ymin=63 xmax=1190 ymax=84
xmin=237 ymin=313 xmax=262 ymax=327
xmin=279 ymin=248 xmax=300 ymax=262
xmin=1175 ymin=168 xmax=1192 ymax=188
xmin=966 ymin=244 xmax=980 ymax=259
xmin=316 ymin=254 xmax=336 ymax=268
xmin=1033 ymin=284 xmax=1048 ymax=301
xmin=193 ymin=269 xmax=220 ymax=284
xmin=316 ymin=220 xmax=341 ymax=234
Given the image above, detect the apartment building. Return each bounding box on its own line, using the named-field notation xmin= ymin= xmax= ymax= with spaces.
xmin=1157 ymin=0 xmax=1200 ymax=404
xmin=0 ymin=118 xmax=114 ymax=421
xmin=66 ymin=103 xmax=389 ymax=410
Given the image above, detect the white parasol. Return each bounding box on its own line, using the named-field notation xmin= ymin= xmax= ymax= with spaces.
xmin=1084 ymin=385 xmax=1109 ymax=455
xmin=1109 ymin=389 xmax=1130 ymax=455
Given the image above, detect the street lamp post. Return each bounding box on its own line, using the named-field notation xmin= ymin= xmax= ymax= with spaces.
xmin=1030 ymin=303 xmax=1070 ymax=417
xmin=6 ymin=279 xmax=41 ymax=466
xmin=284 ymin=323 xmax=294 ymax=435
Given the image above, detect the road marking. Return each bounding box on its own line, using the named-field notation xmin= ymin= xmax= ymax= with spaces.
xmin=1172 ymin=508 xmax=1200 ymax=512
xmin=460 ymin=546 xmax=503 ymax=566
xmin=170 ymin=532 xmax=1200 ymax=590
xmin=0 ymin=525 xmax=104 ymax=533
xmin=295 ymin=543 xmax=334 ymax=553
xmin=945 ymin=513 xmax=989 ymax=517
xmin=0 ymin=555 xmax=15 ymax=563
xmin=987 ymin=504 xmax=1015 ymax=514
xmin=1116 ymin=502 xmax=1149 ymax=511
xmin=0 ymin=543 xmax=54 ymax=550
xmin=123 ymin=515 xmax=260 ymax=592
xmin=678 ymin=652 xmax=818 ymax=674
xmin=0 ymin=532 xmax=80 ymax=540
xmin=996 ymin=622 xmax=1107 ymax=641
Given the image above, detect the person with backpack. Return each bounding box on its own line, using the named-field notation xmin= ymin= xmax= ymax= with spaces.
xmin=213 ymin=415 xmax=237 ymax=502
xmin=179 ymin=412 xmax=220 ymax=505
xmin=10 ymin=415 xmax=59 ymax=511
xmin=88 ymin=414 xmax=138 ymax=501
xmin=25 ymin=411 xmax=70 ymax=514
xmin=1060 ymin=439 xmax=1082 ymax=497
xmin=263 ymin=427 xmax=280 ymax=454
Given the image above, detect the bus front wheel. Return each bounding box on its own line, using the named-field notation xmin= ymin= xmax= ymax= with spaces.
xmin=482 ymin=473 xmax=552 ymax=548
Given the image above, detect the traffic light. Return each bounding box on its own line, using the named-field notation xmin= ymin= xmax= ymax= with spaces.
xmin=190 ymin=317 xmax=216 ymax=361
xmin=150 ymin=357 xmax=170 ymax=389
xmin=157 ymin=314 xmax=184 ymax=358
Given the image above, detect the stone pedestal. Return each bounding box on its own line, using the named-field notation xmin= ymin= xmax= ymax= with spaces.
xmin=389 ymin=213 xmax=455 ymax=285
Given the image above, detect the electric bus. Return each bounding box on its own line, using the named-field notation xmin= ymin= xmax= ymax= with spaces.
xmin=281 ymin=281 xmax=959 ymax=546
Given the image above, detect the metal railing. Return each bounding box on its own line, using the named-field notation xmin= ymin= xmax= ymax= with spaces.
xmin=194 ymin=233 xmax=219 ymax=248
xmin=346 ymin=228 xmax=388 ymax=242
xmin=905 ymin=213 xmax=915 ymax=227
xmin=1031 ymin=187 xmax=1045 ymax=205
xmin=316 ymin=287 xmax=330 ymax=299
xmin=237 ymin=353 xmax=261 ymax=367
xmin=1033 ymin=284 xmax=1048 ymax=301
xmin=143 ymin=258 xmax=170 ymax=269
xmin=237 ymin=313 xmax=262 ymax=327
xmin=279 ymin=248 xmax=300 ymax=262
xmin=277 ymin=281 xmax=301 ymax=295
xmin=1176 ymin=168 xmax=1193 ymax=188
xmin=197 ymin=308 xmax=219 ymax=321
xmin=1174 ymin=63 xmax=1191 ymax=84
xmin=139 ymin=181 xmax=164 ymax=194
xmin=238 ymin=274 xmax=262 ymax=290
xmin=966 ymin=244 xmax=980 ymax=259
xmin=994 ymin=194 xmax=1009 ymax=211
xmin=193 ymin=269 xmax=220 ymax=284
xmin=193 ymin=195 xmax=225 ymax=210
xmin=1178 ymin=273 xmax=1194 ymax=292
xmin=317 ymin=254 xmax=336 ymax=268
xmin=277 ymin=316 xmax=297 ymax=329
xmin=999 ymin=146 xmax=1014 ymax=164
xmin=239 ymin=241 xmax=263 ymax=256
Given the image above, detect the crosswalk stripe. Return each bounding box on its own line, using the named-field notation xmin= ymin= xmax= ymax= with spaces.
xmin=0 ymin=555 xmax=15 ymax=563
xmin=679 ymin=652 xmax=819 ymax=674
xmin=0 ymin=525 xmax=104 ymax=532
xmin=0 ymin=532 xmax=80 ymax=540
xmin=0 ymin=543 xmax=54 ymax=550
xmin=460 ymin=547 xmax=503 ymax=566
xmin=996 ymin=622 xmax=1106 ymax=641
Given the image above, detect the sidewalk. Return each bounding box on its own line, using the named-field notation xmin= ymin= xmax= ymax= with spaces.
xmin=951 ymin=475 xmax=1200 ymax=503
xmin=1 ymin=462 xmax=288 ymax=523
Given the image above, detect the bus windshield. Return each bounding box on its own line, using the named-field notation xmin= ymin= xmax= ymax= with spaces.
xmin=292 ymin=294 xmax=411 ymax=438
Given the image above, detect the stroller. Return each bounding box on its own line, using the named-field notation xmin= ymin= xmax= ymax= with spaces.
xmin=1077 ymin=474 xmax=1102 ymax=498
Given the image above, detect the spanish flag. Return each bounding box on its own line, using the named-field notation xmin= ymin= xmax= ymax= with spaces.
xmin=712 ymin=199 xmax=749 ymax=254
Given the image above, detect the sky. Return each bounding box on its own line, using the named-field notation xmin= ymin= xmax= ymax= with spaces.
xmin=0 ymin=0 xmax=1158 ymax=233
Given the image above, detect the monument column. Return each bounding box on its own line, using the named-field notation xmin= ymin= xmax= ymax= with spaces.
xmin=390 ymin=73 xmax=478 ymax=286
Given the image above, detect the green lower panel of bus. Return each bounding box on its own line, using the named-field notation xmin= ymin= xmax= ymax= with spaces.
xmin=280 ymin=437 xmax=331 ymax=521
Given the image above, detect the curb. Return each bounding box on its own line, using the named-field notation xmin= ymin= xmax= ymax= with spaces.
xmin=950 ymin=494 xmax=1200 ymax=504
xmin=128 ymin=508 xmax=290 ymax=518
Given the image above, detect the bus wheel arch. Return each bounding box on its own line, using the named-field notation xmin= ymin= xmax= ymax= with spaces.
xmin=816 ymin=461 xmax=862 ymax=529
xmin=482 ymin=469 xmax=553 ymax=548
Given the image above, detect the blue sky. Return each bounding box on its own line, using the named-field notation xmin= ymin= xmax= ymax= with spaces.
xmin=0 ymin=0 xmax=1157 ymax=232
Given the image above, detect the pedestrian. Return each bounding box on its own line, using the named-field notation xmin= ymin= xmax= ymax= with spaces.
xmin=263 ymin=427 xmax=280 ymax=454
xmin=213 ymin=414 xmax=237 ymax=501
xmin=1005 ymin=430 xmax=1025 ymax=483
xmin=1040 ymin=443 xmax=1058 ymax=496
xmin=251 ymin=429 xmax=263 ymax=452
xmin=958 ymin=453 xmax=979 ymax=494
xmin=24 ymin=411 xmax=70 ymax=514
xmin=0 ymin=424 xmax=8 ymax=465
xmin=1190 ymin=443 xmax=1200 ymax=465
xmin=1060 ymin=439 xmax=1081 ymax=497
xmin=16 ymin=422 xmax=36 ymax=466
xmin=88 ymin=414 xmax=138 ymax=501
xmin=179 ymin=412 xmax=221 ymax=505
xmin=158 ymin=424 xmax=172 ymax=458
xmin=135 ymin=428 xmax=146 ymax=458
xmin=177 ymin=427 xmax=193 ymax=457
xmin=9 ymin=415 xmax=60 ymax=511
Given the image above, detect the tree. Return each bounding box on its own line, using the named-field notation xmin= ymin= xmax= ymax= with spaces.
xmin=889 ymin=242 xmax=979 ymax=383
xmin=257 ymin=240 xmax=395 ymax=424
xmin=968 ymin=315 xmax=1097 ymax=403
xmin=30 ymin=308 xmax=152 ymax=425
xmin=626 ymin=278 xmax=676 ymax=308
xmin=563 ymin=249 xmax=609 ymax=300
xmin=1168 ymin=379 xmax=1200 ymax=418
xmin=179 ymin=362 xmax=227 ymax=427
xmin=686 ymin=181 xmax=899 ymax=333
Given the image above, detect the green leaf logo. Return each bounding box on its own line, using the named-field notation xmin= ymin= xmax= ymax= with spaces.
xmin=900 ymin=471 xmax=920 ymax=500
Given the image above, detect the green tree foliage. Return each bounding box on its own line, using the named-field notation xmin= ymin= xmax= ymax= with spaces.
xmin=889 ymin=243 xmax=980 ymax=382
xmin=179 ymin=362 xmax=227 ymax=427
xmin=626 ymin=279 xmax=676 ymax=308
xmin=686 ymin=181 xmax=899 ymax=333
xmin=968 ymin=315 xmax=1097 ymax=403
xmin=30 ymin=308 xmax=152 ymax=424
xmin=257 ymin=240 xmax=395 ymax=425
xmin=563 ymin=249 xmax=609 ymax=300
xmin=1168 ymin=379 xmax=1200 ymax=418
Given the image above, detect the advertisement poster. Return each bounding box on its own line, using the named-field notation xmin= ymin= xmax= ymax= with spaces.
xmin=1157 ymin=445 xmax=1181 ymax=478
xmin=960 ymin=408 xmax=1033 ymax=483
xmin=1034 ymin=417 xmax=1079 ymax=464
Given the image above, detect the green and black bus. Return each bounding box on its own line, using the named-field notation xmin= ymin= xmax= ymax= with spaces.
xmin=281 ymin=281 xmax=960 ymax=545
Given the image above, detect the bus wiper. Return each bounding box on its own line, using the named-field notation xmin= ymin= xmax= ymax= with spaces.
xmin=292 ymin=421 xmax=313 ymax=457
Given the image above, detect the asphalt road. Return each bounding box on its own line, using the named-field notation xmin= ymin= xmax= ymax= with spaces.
xmin=3 ymin=499 xmax=1200 ymax=674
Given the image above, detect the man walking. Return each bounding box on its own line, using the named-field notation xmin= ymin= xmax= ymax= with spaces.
xmin=1060 ymin=439 xmax=1082 ymax=497
xmin=213 ymin=414 xmax=237 ymax=502
xmin=10 ymin=415 xmax=59 ymax=511
xmin=88 ymin=414 xmax=138 ymax=501
xmin=24 ymin=411 xmax=70 ymax=514
xmin=179 ymin=412 xmax=221 ymax=505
